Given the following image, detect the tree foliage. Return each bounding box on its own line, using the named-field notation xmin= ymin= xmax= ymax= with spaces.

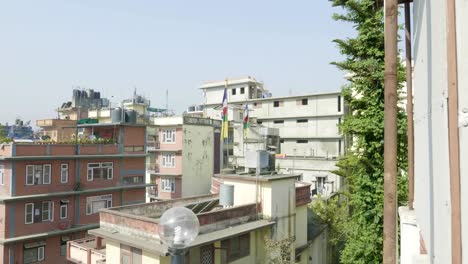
xmin=264 ymin=236 xmax=295 ymax=264
xmin=327 ymin=0 xmax=408 ymax=263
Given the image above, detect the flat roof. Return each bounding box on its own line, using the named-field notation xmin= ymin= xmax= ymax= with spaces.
xmin=89 ymin=219 xmax=274 ymax=255
xmin=215 ymin=173 xmax=302 ymax=182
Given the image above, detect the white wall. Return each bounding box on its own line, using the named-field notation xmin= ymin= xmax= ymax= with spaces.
xmin=456 ymin=0 xmax=468 ymax=259
xmin=413 ymin=0 xmax=452 ymax=262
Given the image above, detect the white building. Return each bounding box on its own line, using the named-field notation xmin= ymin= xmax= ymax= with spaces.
xmin=199 ymin=77 xmax=345 ymax=197
xmin=399 ymin=1 xmax=468 ymax=263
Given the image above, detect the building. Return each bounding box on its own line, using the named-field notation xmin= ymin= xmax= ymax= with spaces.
xmin=0 ymin=119 xmax=34 ymax=140
xmin=146 ymin=116 xmax=221 ymax=202
xmin=0 ymin=122 xmax=152 ymax=263
xmin=398 ymin=0 xmax=468 ymax=263
xmin=67 ymin=171 xmax=323 ymax=264
xmin=199 ymin=77 xmax=345 ymax=197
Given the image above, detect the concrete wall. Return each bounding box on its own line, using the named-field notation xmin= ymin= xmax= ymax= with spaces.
xmin=412 ymin=0 xmax=453 ymax=261
xmin=295 ymin=205 xmax=308 ymax=248
xmin=455 ymin=0 xmax=468 ymax=259
xmin=181 ymin=124 xmax=214 ymax=197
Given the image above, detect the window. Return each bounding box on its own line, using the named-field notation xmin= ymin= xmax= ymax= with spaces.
xmin=87 ymin=162 xmax=113 ymax=181
xmin=60 ymin=237 xmax=69 ymax=256
xmin=338 ymin=95 xmax=342 ymax=112
xmin=301 ymin=98 xmax=308 ymax=105
xmin=162 ymin=153 xmax=175 ymax=168
xmin=161 ymin=178 xmax=175 ymax=193
xmin=26 ymin=164 xmax=51 ymax=185
xmin=24 ymin=246 xmax=45 ymax=264
xmin=297 ymin=140 xmax=308 ymax=144
xmin=339 ymin=140 xmax=342 ymax=155
xmin=42 ymin=201 xmax=53 ymax=222
xmin=61 ymin=164 xmax=68 ymax=183
xmin=297 ymin=119 xmax=308 ymax=123
xmin=25 ymin=203 xmax=34 ymax=224
xmin=162 ymin=129 xmax=176 ymax=143
xmin=240 ymin=87 xmax=245 ymax=94
xmin=221 ymin=233 xmax=250 ymax=262
xmin=338 ymin=117 xmax=342 ymax=125
xmin=280 ymin=139 xmax=284 ymax=143
xmin=60 ymin=204 xmax=68 ymax=219
xmin=120 ymin=244 xmax=142 ymax=264
xmin=0 ymin=165 xmax=4 ymax=185
xmin=257 ymin=120 xmax=263 ymax=125
xmin=86 ymin=194 xmax=112 ymax=215
xmin=273 ymin=120 xmax=284 ymax=124
xmin=232 ymin=88 xmax=236 ymax=95
xmin=273 ymin=101 xmax=280 ymax=107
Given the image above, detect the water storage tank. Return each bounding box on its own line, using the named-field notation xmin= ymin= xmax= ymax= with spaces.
xmin=111 ymin=108 xmax=122 ymax=123
xmin=125 ymin=110 xmax=137 ymax=124
xmin=219 ymin=184 xmax=234 ymax=207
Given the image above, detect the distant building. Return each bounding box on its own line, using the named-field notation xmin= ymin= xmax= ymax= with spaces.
xmin=147 ymin=116 xmax=221 ymax=202
xmin=0 ymin=119 xmax=34 ymax=139
xmin=199 ymin=77 xmax=346 ymax=197
xmin=0 ymin=122 xmax=152 ymax=263
xmin=57 ymin=88 xmax=110 ymax=121
xmin=67 ymin=172 xmax=326 ymax=264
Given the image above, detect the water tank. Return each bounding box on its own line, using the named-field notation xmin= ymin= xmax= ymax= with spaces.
xmin=219 ymin=184 xmax=234 ymax=207
xmin=111 ymin=108 xmax=123 ymax=123
xmin=125 ymin=110 xmax=137 ymax=124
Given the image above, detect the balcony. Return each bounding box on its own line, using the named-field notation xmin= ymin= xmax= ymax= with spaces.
xmin=147 ymin=186 xmax=158 ymax=197
xmin=67 ymin=236 xmax=106 ymax=264
xmin=146 ymin=140 xmax=160 ymax=151
xmin=147 ymin=163 xmax=160 ymax=174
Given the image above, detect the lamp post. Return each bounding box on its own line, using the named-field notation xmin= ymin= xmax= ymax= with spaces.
xmin=158 ymin=207 xmax=200 ymax=264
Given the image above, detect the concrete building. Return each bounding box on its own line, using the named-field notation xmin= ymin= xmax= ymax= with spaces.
xmin=67 ymin=172 xmax=323 ymax=264
xmin=399 ymin=0 xmax=468 ymax=263
xmin=0 ymin=122 xmax=152 ymax=263
xmin=199 ymin=77 xmax=345 ymax=197
xmin=147 ymin=116 xmax=221 ymax=202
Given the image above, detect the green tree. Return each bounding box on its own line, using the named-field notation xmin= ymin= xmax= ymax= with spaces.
xmin=328 ymin=0 xmax=408 ymax=263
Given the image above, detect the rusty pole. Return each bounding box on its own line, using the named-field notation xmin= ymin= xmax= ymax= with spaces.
xmin=404 ymin=3 xmax=415 ymax=210
xmin=446 ymin=0 xmax=462 ymax=262
xmin=383 ymin=0 xmax=398 ymax=263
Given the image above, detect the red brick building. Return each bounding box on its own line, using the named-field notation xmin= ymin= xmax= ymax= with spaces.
xmin=0 ymin=123 xmax=151 ymax=263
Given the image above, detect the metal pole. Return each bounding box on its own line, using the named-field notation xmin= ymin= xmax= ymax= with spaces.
xmin=383 ymin=0 xmax=398 ymax=263
xmin=170 ymin=254 xmax=184 ymax=264
xmin=404 ymin=2 xmax=415 ymax=210
xmin=446 ymin=0 xmax=462 ymax=262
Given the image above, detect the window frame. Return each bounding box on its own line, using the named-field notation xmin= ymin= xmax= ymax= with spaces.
xmin=273 ymin=101 xmax=280 ymax=107
xmin=25 ymin=203 xmax=34 ymax=224
xmin=86 ymin=194 xmax=113 ymax=215
xmin=60 ymin=204 xmax=68 ymax=219
xmin=42 ymin=201 xmax=54 ymax=222
xmin=87 ymin=162 xmax=113 ymax=181
xmin=26 ymin=164 xmax=51 ymax=186
xmin=162 ymin=129 xmax=176 ymax=144
xmin=161 ymin=178 xmax=175 ymax=193
xmin=221 ymin=233 xmax=250 ymax=262
xmin=24 ymin=246 xmax=45 ymax=264
xmin=301 ymin=98 xmax=308 ymax=105
xmin=60 ymin=163 xmax=69 ymax=183
xmin=232 ymin=88 xmax=236 ymax=95
xmin=161 ymin=153 xmax=176 ymax=168
xmin=0 ymin=165 xmax=4 ymax=185
xmin=240 ymin=87 xmax=245 ymax=94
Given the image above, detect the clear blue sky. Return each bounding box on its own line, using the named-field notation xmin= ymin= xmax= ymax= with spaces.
xmin=0 ymin=0 xmax=355 ymax=124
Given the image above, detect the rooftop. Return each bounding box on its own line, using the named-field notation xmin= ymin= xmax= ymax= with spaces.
xmin=199 ymin=76 xmax=264 ymax=89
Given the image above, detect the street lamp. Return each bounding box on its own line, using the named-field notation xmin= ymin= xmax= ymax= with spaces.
xmin=158 ymin=207 xmax=200 ymax=264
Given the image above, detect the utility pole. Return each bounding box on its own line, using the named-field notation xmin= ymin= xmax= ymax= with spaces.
xmin=383 ymin=0 xmax=398 ymax=263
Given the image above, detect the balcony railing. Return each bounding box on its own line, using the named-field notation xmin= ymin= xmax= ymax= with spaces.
xmin=67 ymin=236 xmax=106 ymax=264
xmin=147 ymin=186 xmax=158 ymax=196
xmin=146 ymin=141 xmax=160 ymax=151
xmin=147 ymin=163 xmax=160 ymax=174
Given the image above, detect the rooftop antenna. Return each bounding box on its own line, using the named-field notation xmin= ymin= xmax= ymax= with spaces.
xmin=165 ymin=89 xmax=169 ymax=116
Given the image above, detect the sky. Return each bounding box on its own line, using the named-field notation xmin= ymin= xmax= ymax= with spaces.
xmin=0 ymin=1 xmax=355 ymax=125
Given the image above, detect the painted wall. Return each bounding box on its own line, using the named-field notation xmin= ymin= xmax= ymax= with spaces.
xmin=181 ymin=124 xmax=214 ymax=197
xmin=308 ymin=229 xmax=328 ymax=264
xmin=295 ymin=205 xmax=308 ymax=248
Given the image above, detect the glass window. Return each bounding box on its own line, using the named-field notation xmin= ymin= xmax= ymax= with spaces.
xmin=24 ymin=246 xmax=45 ymax=264
xmin=0 ymin=165 xmax=4 ymax=185
xmin=42 ymin=201 xmax=53 ymax=222
xmin=60 ymin=204 xmax=67 ymax=219
xmin=87 ymin=162 xmax=113 ymax=181
xmin=161 ymin=178 xmax=175 ymax=193
xmin=86 ymin=194 xmax=112 ymax=215
xmin=61 ymin=164 xmax=69 ymax=183
xmin=302 ymin=98 xmax=308 ymax=105
xmin=273 ymin=101 xmax=280 ymax=107
xmin=240 ymin=87 xmax=245 ymax=94
xmin=162 ymin=153 xmax=175 ymax=168
xmin=25 ymin=203 xmax=34 ymax=224
xmin=232 ymin=88 xmax=236 ymax=95
xmin=162 ymin=129 xmax=176 ymax=143
xmin=26 ymin=164 xmax=51 ymax=185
